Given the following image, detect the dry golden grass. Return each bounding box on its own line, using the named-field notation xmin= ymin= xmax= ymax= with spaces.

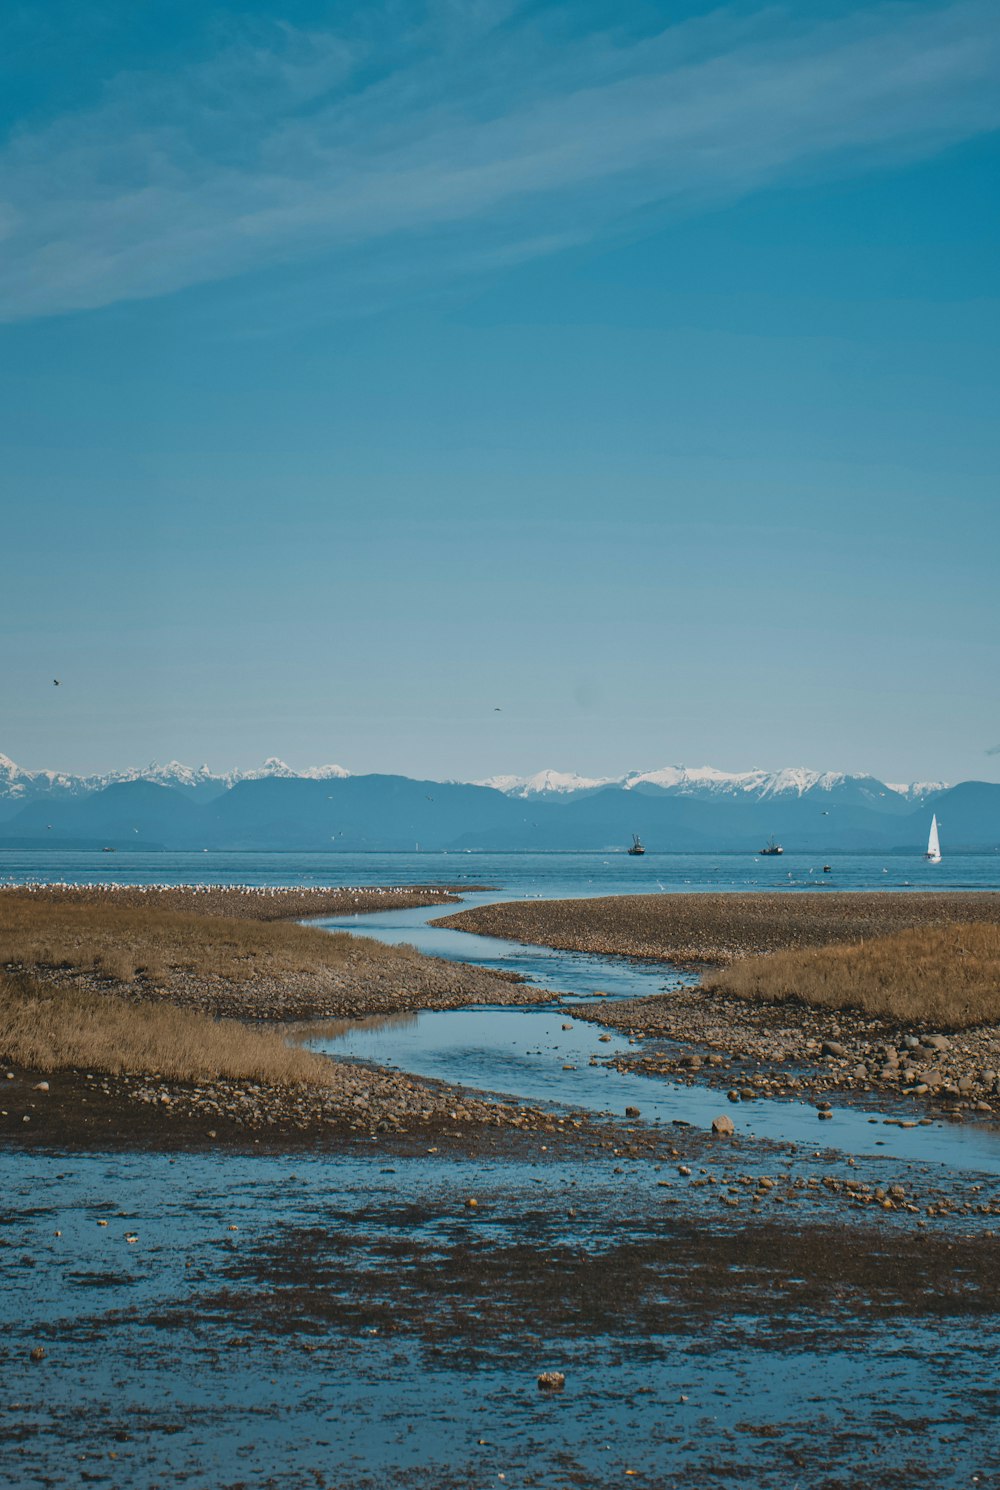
xmin=0 ymin=894 xmax=407 ymax=985
xmin=708 ymin=922 xmax=1000 ymax=1029
xmin=0 ymin=969 xmax=335 ymax=1085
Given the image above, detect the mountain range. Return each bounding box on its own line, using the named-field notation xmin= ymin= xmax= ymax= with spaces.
xmin=0 ymin=753 xmax=996 ymax=854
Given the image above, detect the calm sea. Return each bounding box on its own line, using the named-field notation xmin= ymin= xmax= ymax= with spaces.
xmin=0 ymin=848 xmax=997 ymax=897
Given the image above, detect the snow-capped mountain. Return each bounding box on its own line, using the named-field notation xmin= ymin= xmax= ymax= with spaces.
xmin=227 ymin=757 xmax=350 ymax=785
xmin=0 ymin=754 xmax=351 ymax=809
xmin=477 ymin=769 xmax=615 ymax=798
xmin=0 ymin=753 xmax=83 ymax=801
xmin=885 ymin=781 xmax=949 ymax=801
xmin=0 ymin=749 xmax=951 ymax=819
xmin=479 ymin=764 xmax=949 ymax=804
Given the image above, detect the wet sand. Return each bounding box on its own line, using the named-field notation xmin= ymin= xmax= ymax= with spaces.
xmin=4 ymin=1144 xmax=1000 ymax=1489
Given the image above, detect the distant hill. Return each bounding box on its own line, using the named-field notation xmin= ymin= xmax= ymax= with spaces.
xmin=0 ymin=768 xmax=997 ymax=854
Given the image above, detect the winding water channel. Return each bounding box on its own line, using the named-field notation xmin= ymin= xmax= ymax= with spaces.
xmin=4 ymin=862 xmax=1000 ymax=1486
xmin=312 ymin=893 xmax=1000 ymax=1177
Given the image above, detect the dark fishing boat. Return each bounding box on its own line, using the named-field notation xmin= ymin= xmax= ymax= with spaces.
xmin=759 ymin=837 xmax=783 ymax=856
xmin=627 ymin=834 xmax=646 ymax=856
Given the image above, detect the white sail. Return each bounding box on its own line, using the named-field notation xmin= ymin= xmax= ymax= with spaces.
xmin=926 ymin=814 xmax=941 ymax=862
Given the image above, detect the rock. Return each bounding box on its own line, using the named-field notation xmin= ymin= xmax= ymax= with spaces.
xmin=711 ymin=1115 xmax=735 ymax=1136
xmin=537 ymin=1371 xmax=565 ymax=1392
xmin=924 ymin=1034 xmax=951 ymax=1051
xmin=679 ymin=1055 xmax=702 ymax=1069
xmin=980 ymin=1069 xmax=997 ymax=1086
xmin=465 ymin=1197 xmax=479 ymax=1209
xmin=851 ymin=1064 xmax=868 ymax=1080
xmin=625 ymin=1106 xmax=641 ymax=1119
xmin=818 ymin=1110 xmax=833 ymax=1120
xmin=958 ymin=1076 xmax=975 ymax=1092
xmin=29 ymin=1346 xmax=46 ymax=1362
xmin=32 ymin=1081 xmax=49 ymax=1093
xmin=904 ymin=1035 xmax=921 ymax=1050
xmin=598 ymin=1035 xmax=612 ymax=1043
xmin=727 ymin=1089 xmax=740 ymax=1103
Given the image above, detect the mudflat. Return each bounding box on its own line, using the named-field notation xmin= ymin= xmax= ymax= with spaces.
xmin=434 ymin=889 xmax=1000 ymax=965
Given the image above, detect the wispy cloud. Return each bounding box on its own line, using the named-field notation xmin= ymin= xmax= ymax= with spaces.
xmin=1 ymin=1 xmax=999 ymax=322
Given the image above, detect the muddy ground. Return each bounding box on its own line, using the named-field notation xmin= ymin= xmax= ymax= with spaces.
xmin=4 ymin=1141 xmax=1000 ymax=1490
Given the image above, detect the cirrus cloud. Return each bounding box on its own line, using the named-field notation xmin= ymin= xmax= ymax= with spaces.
xmin=0 ymin=0 xmax=998 ymax=322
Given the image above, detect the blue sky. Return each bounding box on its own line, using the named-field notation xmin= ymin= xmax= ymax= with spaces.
xmin=2 ymin=0 xmax=999 ymax=784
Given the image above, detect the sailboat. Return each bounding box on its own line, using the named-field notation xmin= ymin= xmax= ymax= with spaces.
xmin=925 ymin=814 xmax=942 ymax=863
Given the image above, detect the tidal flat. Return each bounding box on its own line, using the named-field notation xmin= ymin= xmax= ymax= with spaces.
xmin=4 ymin=884 xmax=1000 ymax=1485
xmin=4 ymin=1142 xmax=1000 ymax=1489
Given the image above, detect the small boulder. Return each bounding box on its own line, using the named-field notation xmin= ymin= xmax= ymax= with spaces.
xmin=711 ymin=1114 xmax=735 ymax=1136
xmin=32 ymin=1081 xmax=50 ymax=1093
xmin=537 ymin=1371 xmax=565 ymax=1392
xmin=821 ymin=1041 xmax=847 ymax=1059
xmin=625 ymin=1106 xmax=641 ymax=1119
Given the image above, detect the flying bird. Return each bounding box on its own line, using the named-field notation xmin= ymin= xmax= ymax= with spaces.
xmin=493 ymin=707 xmax=501 ymax=712
xmin=52 ymin=679 xmax=61 ymax=686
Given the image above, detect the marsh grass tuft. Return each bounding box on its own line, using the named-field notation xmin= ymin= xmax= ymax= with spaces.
xmin=0 ymin=969 xmax=335 ymax=1085
xmin=0 ymin=895 xmax=415 ymax=985
xmin=708 ymin=922 xmax=1000 ymax=1029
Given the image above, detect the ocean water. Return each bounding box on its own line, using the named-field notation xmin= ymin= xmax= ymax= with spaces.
xmin=1 ymin=847 xmax=998 ymax=896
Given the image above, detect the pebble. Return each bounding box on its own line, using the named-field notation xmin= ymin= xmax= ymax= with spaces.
xmin=537 ymin=1371 xmax=565 ymax=1392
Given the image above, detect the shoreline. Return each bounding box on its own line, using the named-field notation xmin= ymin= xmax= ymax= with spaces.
xmin=435 ymin=891 xmax=1000 ymax=1116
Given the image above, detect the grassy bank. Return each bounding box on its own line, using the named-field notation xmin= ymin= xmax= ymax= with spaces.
xmin=0 ymin=885 xmax=547 ymax=1035
xmin=0 ymin=969 xmax=334 ymax=1085
xmin=708 ymin=922 xmax=1000 ymax=1029
xmin=0 ymin=892 xmax=410 ymax=985
xmin=434 ymin=891 xmax=1000 ymax=966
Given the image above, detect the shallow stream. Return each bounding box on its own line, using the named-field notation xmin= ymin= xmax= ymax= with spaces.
xmin=311 ymin=895 xmax=1000 ymax=1176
